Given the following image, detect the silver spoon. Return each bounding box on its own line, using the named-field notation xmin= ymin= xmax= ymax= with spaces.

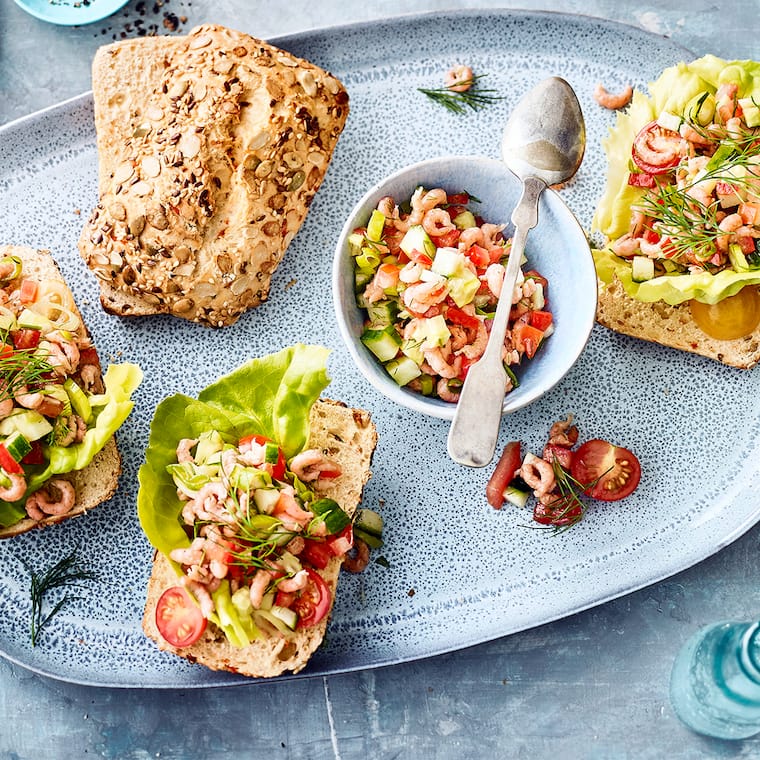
xmin=447 ymin=76 xmax=586 ymax=467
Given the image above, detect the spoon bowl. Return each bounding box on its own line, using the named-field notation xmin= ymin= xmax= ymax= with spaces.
xmin=447 ymin=77 xmax=587 ymax=467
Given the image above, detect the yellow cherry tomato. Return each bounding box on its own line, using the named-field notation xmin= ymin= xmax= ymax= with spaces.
xmin=688 ymin=287 xmax=760 ymax=340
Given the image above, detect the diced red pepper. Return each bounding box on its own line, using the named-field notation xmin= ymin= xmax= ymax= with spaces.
xmin=408 ymin=249 xmax=433 ymax=267
xmin=447 ymin=306 xmax=480 ymax=330
xmin=0 ymin=344 xmax=13 ymax=360
xmin=326 ymin=525 xmax=354 ymax=557
xmin=463 ymin=244 xmax=490 ymax=268
xmin=642 ymin=227 xmax=660 ymax=244
xmin=528 ymin=310 xmax=553 ymax=332
xmin=512 ymin=321 xmax=545 ymax=359
xmin=0 ymin=443 xmax=23 ymax=475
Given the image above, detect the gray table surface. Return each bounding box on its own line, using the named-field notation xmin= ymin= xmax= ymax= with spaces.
xmin=2 ymin=0 xmax=760 ymax=758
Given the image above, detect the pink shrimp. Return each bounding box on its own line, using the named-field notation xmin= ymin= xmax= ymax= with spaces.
xmin=24 ymin=479 xmax=75 ymax=519
xmin=445 ymin=65 xmax=474 ymax=92
xmin=401 ymin=278 xmax=448 ymax=313
xmin=459 ymin=320 xmax=488 ymax=360
xmin=422 ymin=346 xmax=462 ymax=379
xmin=458 ymin=226 xmax=485 ymax=249
xmin=519 ymin=453 xmax=556 ymax=497
xmin=0 ymin=472 xmax=27 ymax=505
xmin=436 ymin=377 xmax=460 ymax=402
xmin=422 ymin=208 xmax=455 ymax=237
xmin=289 ymin=449 xmax=341 ymax=483
xmin=277 ymin=569 xmax=310 ymax=593
xmin=176 ymin=438 xmax=198 ymax=463
xmin=593 ymin=83 xmax=633 ymax=110
xmin=484 ymin=262 xmax=505 ymax=298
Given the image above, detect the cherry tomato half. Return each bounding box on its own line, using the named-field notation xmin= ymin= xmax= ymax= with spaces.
xmin=688 ymin=287 xmax=760 ymax=340
xmin=631 ymin=121 xmax=682 ymax=174
xmin=570 ymin=439 xmax=642 ymax=502
xmin=533 ymin=494 xmax=584 ymax=527
xmin=293 ymin=568 xmax=332 ymax=629
xmin=486 ymin=441 xmax=522 ymax=509
xmin=155 ymin=586 xmax=207 ymax=648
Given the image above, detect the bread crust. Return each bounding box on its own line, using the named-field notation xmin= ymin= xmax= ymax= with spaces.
xmin=0 ymin=245 xmax=122 ymax=538
xmin=596 ymin=277 xmax=760 ymax=369
xmin=78 ymin=24 xmax=350 ymax=327
xmin=141 ymin=399 xmax=378 ymax=678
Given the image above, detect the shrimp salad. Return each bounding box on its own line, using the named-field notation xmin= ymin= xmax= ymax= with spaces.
xmin=167 ymin=430 xmax=354 ymax=636
xmin=594 ymin=57 xmax=760 ymax=326
xmin=0 ymin=254 xmax=140 ymax=528
xmin=352 ymin=187 xmax=553 ymax=402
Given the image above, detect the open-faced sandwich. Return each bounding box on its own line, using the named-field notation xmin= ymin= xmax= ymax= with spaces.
xmin=79 ymin=23 xmax=349 ymax=327
xmin=138 ymin=344 xmax=377 ymax=678
xmin=0 ymin=245 xmax=142 ymax=538
xmin=593 ymin=56 xmax=760 ymax=368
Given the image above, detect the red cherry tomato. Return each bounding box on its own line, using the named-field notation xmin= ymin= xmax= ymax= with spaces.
xmin=631 ymin=121 xmax=682 ymax=174
xmin=155 ymin=586 xmax=207 ymax=648
xmin=570 ymin=439 xmax=642 ymax=501
xmin=300 ymin=539 xmax=334 ymax=570
xmin=486 ymin=441 xmax=522 ymax=509
xmin=542 ymin=443 xmax=573 ymax=471
xmin=293 ymin=568 xmax=332 ymax=628
xmin=533 ymin=495 xmax=584 ymax=527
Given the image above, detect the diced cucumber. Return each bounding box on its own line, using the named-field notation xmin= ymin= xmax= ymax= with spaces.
xmin=418 ymin=374 xmax=435 ymax=396
xmin=385 ymin=356 xmax=422 ymax=386
xmin=361 ymin=325 xmax=401 ymax=362
xmin=354 ymin=527 xmax=383 ymax=549
xmin=354 ymin=508 xmax=383 ymax=538
xmin=631 ymin=255 xmax=655 ymax=282
xmin=311 ymin=497 xmax=351 ymax=534
xmin=686 ymin=91 xmax=716 ymax=127
xmin=453 ymin=210 xmax=476 ymax=229
xmin=269 ymin=605 xmax=298 ymax=631
xmin=504 ymin=483 xmax=530 ymax=509
xmin=0 ymin=409 xmax=53 ymax=441
xmin=229 ymin=465 xmax=272 ymax=492
xmin=354 ymin=268 xmax=373 ymax=291
xmin=263 ymin=441 xmax=281 ymax=465
xmin=365 ymin=299 xmax=398 ymax=328
xmin=399 ymin=225 xmax=436 ymax=258
xmin=253 ymin=487 xmax=281 ymax=514
xmin=3 ymin=431 xmax=31 ymax=462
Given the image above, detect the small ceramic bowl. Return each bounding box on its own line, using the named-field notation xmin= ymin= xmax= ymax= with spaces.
xmin=12 ymin=0 xmax=129 ymax=26
xmin=332 ymin=155 xmax=597 ymax=420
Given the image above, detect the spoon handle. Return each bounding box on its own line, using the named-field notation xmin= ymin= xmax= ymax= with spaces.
xmin=446 ymin=176 xmax=545 ymax=467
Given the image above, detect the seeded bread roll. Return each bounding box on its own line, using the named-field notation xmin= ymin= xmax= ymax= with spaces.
xmin=141 ymin=399 xmax=377 ymax=678
xmin=596 ymin=277 xmax=760 ymax=369
xmin=79 ymin=24 xmax=349 ymax=327
xmin=0 ymin=245 xmax=122 ymax=539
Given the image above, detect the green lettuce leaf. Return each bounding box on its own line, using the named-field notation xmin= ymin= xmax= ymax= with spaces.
xmin=0 ymin=363 xmax=143 ymax=528
xmin=592 ymin=55 xmax=760 ymax=304
xmin=137 ymin=344 xmax=332 ymax=647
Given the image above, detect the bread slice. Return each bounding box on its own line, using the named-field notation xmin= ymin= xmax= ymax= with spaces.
xmin=141 ymin=399 xmax=378 ymax=678
xmin=596 ymin=277 xmax=760 ymax=369
xmin=0 ymin=245 xmax=122 ymax=538
xmin=79 ymin=24 xmax=350 ymax=327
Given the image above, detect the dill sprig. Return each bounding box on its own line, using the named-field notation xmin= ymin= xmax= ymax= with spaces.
xmin=418 ymin=74 xmax=504 ymax=115
xmin=0 ymin=332 xmax=55 ymax=400
xmin=27 ymin=548 xmax=96 ymax=646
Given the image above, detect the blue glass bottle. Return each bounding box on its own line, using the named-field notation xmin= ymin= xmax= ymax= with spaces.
xmin=670 ymin=621 xmax=760 ymax=739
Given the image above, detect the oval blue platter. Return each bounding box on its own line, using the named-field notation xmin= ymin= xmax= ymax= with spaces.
xmin=1 ymin=10 xmax=739 ymax=689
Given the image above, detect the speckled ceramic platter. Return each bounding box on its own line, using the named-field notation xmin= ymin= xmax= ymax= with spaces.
xmin=1 ymin=10 xmax=748 ymax=688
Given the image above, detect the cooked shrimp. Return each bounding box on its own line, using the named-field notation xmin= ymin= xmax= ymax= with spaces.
xmin=176 ymin=438 xmax=198 ymax=464
xmin=343 ymin=536 xmax=371 ymax=573
xmin=593 ymin=83 xmax=633 ymax=110
xmin=445 ymin=65 xmax=474 ymax=93
xmin=422 ymin=346 xmax=461 ymax=379
xmin=481 ymin=223 xmax=506 ymax=249
xmin=716 ymin=212 xmax=745 ymax=252
xmin=399 ymin=261 xmax=423 ymax=283
xmin=14 ymin=387 xmax=43 ymax=410
xmin=459 ymin=320 xmax=488 ymax=360
xmin=422 ymin=208 xmax=455 ymax=237
xmin=277 ymin=569 xmax=310 ymax=593
xmin=610 ymin=234 xmax=641 ymax=257
xmin=0 ymin=397 xmax=14 ymax=419
xmin=376 ymin=196 xmax=398 ymax=218
xmin=78 ymin=363 xmax=103 ymax=393
xmin=519 ymin=452 xmax=556 ymax=497
xmin=458 ymin=226 xmax=485 ymax=249
xmin=0 ymin=472 xmax=26 ymax=504
xmin=401 ymin=278 xmax=448 ymax=313
xmin=419 ymin=188 xmax=448 ymax=211
xmin=548 ymin=415 xmax=579 ymax=447
xmin=484 ymin=262 xmax=506 ymax=298
xmin=45 ymin=332 xmax=80 ymax=375
xmin=182 ymin=578 xmax=215 ymax=618
xmin=25 ymin=479 xmax=75 ymax=518
xmin=289 ymin=449 xmax=341 ymax=483
xmin=436 ymin=377 xmax=460 ymax=402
